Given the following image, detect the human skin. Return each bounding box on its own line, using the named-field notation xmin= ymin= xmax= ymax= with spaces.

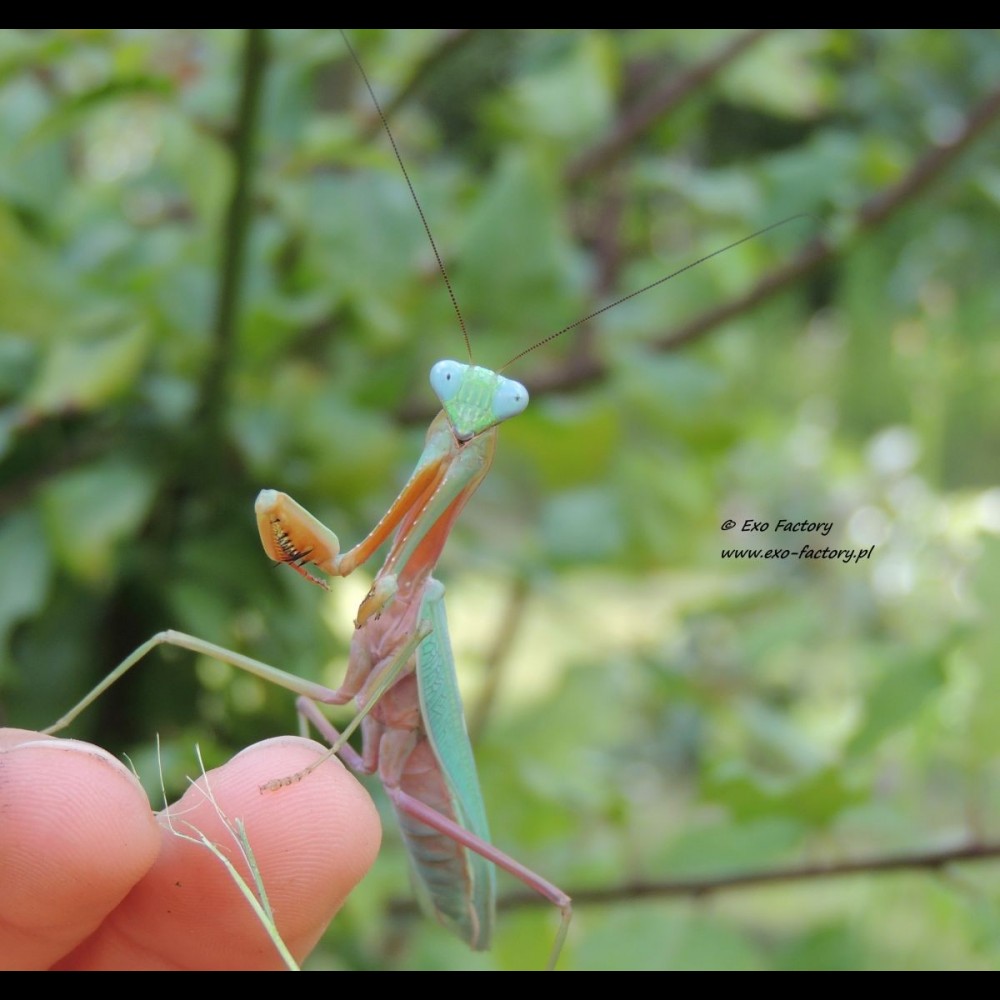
xmin=0 ymin=729 xmax=381 ymax=970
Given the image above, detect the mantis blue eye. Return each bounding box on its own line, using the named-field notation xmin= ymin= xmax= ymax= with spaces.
xmin=429 ymin=360 xmax=465 ymax=402
xmin=493 ymin=377 xmax=529 ymax=422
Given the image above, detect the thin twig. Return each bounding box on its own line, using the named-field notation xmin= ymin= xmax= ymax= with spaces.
xmin=358 ymin=29 xmax=475 ymax=139
xmin=567 ymin=30 xmax=774 ymax=183
xmin=499 ymin=840 xmax=1000 ymax=912
xmin=386 ymin=839 xmax=1000 ymax=919
xmin=466 ymin=575 xmax=531 ymax=745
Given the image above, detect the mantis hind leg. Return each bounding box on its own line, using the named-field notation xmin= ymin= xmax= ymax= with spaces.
xmin=296 ymin=698 xmax=572 ymax=970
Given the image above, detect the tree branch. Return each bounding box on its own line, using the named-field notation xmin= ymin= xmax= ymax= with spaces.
xmin=567 ymin=29 xmax=774 ymax=184
xmin=195 ymin=28 xmax=268 ymax=433
xmin=466 ymin=575 xmax=531 ymax=745
xmin=385 ymin=839 xmax=1000 ymax=920
xmin=359 ymin=29 xmax=475 ymax=139
xmin=498 ymin=839 xmax=1000 ymax=912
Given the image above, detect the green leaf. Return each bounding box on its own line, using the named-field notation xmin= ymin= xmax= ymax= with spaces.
xmin=0 ymin=507 xmax=51 ymax=671
xmin=848 ymin=648 xmax=946 ymax=756
xmin=24 ymin=322 xmax=149 ymax=417
xmin=40 ymin=458 xmax=157 ymax=584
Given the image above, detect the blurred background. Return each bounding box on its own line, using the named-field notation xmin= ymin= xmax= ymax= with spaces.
xmin=2 ymin=29 xmax=1000 ymax=969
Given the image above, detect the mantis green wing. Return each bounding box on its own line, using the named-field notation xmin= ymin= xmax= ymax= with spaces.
xmin=410 ymin=577 xmax=495 ymax=947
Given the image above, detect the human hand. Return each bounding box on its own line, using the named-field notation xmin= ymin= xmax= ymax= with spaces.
xmin=0 ymin=729 xmax=381 ymax=970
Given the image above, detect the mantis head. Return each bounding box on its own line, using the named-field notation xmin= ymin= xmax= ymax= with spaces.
xmin=431 ymin=361 xmax=529 ymax=442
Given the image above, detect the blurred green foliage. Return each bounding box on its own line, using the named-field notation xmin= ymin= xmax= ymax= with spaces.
xmin=3 ymin=28 xmax=1000 ymax=969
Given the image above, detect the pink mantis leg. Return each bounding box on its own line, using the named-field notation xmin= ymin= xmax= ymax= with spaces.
xmin=296 ymin=697 xmax=572 ymax=966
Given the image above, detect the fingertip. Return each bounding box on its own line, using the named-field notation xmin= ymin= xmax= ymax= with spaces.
xmin=0 ymin=731 xmax=160 ymax=970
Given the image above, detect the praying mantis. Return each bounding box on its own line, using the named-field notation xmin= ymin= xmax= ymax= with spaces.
xmin=25 ymin=29 xmax=804 ymax=968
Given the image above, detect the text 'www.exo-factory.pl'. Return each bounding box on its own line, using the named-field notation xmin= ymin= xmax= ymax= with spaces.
xmin=719 ymin=518 xmax=875 ymax=564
